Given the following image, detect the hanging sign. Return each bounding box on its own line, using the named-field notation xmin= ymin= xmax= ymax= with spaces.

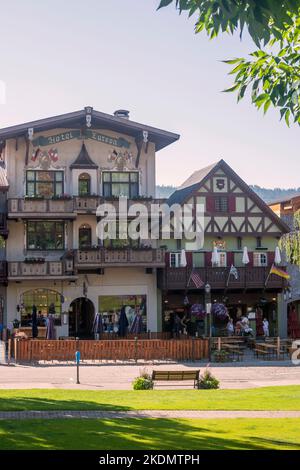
xmin=32 ymin=130 xmax=131 ymax=149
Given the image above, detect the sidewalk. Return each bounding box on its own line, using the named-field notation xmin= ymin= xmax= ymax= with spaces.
xmin=1 ymin=410 xmax=300 ymax=420
xmin=1 ymin=362 xmax=299 ymax=390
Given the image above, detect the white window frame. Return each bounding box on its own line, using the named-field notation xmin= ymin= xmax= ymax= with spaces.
xmin=218 ymin=252 xmax=227 ymax=267
xmin=170 ymin=252 xmax=181 ymax=268
xmin=253 ymin=252 xmax=268 ymax=267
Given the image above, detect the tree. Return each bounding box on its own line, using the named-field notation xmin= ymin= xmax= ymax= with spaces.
xmin=280 ymin=210 xmax=300 ymax=267
xmin=157 ymin=1 xmax=300 ymax=125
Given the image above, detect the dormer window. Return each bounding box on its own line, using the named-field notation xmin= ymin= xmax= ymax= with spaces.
xmin=102 ymin=171 xmax=139 ymax=198
xmin=78 ymin=173 xmax=91 ymax=196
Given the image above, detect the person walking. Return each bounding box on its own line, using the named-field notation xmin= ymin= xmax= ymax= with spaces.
xmin=263 ymin=318 xmax=270 ymax=337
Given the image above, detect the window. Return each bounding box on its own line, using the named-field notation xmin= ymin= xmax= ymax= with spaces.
xmin=78 ymin=173 xmax=91 ymax=196
xmin=26 ymin=171 xmax=64 ymax=198
xmin=98 ymin=295 xmax=147 ymax=333
xmin=253 ymin=252 xmax=268 ymax=267
xmin=27 ymin=221 xmax=65 ymax=250
xmin=170 ymin=252 xmax=181 ymax=268
xmin=102 ymin=171 xmax=139 ymax=198
xmin=20 ymin=289 xmax=62 ymax=326
xmin=218 ymin=252 xmax=227 ymax=267
xmin=256 ymin=237 xmax=262 ymax=248
xmin=79 ymin=224 xmax=92 ymax=249
xmin=102 ymin=221 xmax=139 ymax=249
xmin=237 ymin=237 xmax=242 ymax=250
xmin=215 ymin=197 xmax=228 ymax=212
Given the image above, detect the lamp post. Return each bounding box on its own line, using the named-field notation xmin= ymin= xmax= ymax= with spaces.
xmin=204 ymin=283 xmax=212 ymax=360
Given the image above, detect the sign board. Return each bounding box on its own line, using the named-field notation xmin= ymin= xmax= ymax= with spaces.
xmin=32 ymin=130 xmax=131 ymax=149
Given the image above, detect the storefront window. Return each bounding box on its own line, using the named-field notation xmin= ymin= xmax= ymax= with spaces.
xmin=26 ymin=170 xmax=64 ymax=197
xmin=98 ymin=295 xmax=146 ymax=333
xmin=20 ymin=289 xmax=62 ymax=326
xmin=27 ymin=221 xmax=65 ymax=250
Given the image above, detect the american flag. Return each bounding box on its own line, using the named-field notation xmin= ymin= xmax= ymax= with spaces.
xmin=190 ymin=270 xmax=204 ymax=289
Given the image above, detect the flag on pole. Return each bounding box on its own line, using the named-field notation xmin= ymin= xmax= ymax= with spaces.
xmin=270 ymin=264 xmax=290 ymax=280
xmin=190 ymin=270 xmax=204 ymax=288
xmin=229 ymin=264 xmax=238 ymax=280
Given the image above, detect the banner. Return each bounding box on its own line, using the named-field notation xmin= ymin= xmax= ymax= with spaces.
xmin=32 ymin=130 xmax=131 ymax=149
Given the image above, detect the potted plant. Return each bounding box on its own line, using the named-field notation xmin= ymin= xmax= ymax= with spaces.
xmin=132 ymin=368 xmax=154 ymax=390
xmin=198 ymin=369 xmax=220 ymax=389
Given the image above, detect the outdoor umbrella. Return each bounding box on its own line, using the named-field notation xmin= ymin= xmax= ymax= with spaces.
xmin=46 ymin=315 xmax=56 ymax=339
xmin=211 ymin=247 xmax=220 ymax=266
xmin=92 ymin=313 xmax=103 ymax=338
xmin=242 ymin=246 xmax=250 ymax=265
xmin=275 ymin=246 xmax=282 ymax=265
xmin=180 ymin=249 xmax=187 ymax=267
xmin=118 ymin=306 xmax=129 ymax=337
xmin=31 ymin=305 xmax=38 ymax=339
xmin=130 ymin=313 xmax=143 ymax=334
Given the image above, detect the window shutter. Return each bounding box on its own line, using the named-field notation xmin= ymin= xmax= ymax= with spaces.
xmin=165 ymin=252 xmax=170 ymax=266
xmin=227 ymin=252 xmax=234 ymax=267
xmin=186 ymin=252 xmax=193 ymax=266
xmin=206 ymin=196 xmax=214 ymax=212
xmin=229 ymin=196 xmax=236 ymax=212
xmin=268 ymin=251 xmax=274 ymax=266
xmin=205 ymin=252 xmax=211 ymax=267
xmin=248 ymin=252 xmax=254 ymax=266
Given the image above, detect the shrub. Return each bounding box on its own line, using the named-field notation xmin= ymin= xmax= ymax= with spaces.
xmin=198 ymin=369 xmax=220 ymax=390
xmin=213 ymin=349 xmax=230 ymax=363
xmin=132 ymin=368 xmax=154 ymax=390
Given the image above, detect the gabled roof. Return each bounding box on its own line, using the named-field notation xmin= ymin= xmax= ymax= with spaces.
xmin=268 ymin=193 xmax=300 ymax=206
xmin=0 ymin=107 xmax=180 ymax=151
xmin=167 ymin=159 xmax=290 ymax=234
xmin=70 ymin=142 xmax=98 ymax=169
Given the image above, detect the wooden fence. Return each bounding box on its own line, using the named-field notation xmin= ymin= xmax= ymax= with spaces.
xmin=14 ymin=338 xmax=209 ymax=363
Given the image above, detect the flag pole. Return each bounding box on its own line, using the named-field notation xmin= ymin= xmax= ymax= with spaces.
xmin=264 ymin=263 xmax=273 ymax=288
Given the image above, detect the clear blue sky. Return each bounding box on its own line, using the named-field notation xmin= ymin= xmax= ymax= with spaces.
xmin=0 ymin=0 xmax=298 ymax=188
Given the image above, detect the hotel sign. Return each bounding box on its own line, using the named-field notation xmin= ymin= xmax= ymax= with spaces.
xmin=32 ymin=130 xmax=131 ymax=149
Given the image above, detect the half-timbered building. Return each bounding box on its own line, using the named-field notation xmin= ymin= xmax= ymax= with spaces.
xmin=158 ymin=160 xmax=290 ymax=337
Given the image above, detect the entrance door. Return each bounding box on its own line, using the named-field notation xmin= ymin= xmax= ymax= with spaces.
xmin=69 ymin=297 xmax=95 ymax=338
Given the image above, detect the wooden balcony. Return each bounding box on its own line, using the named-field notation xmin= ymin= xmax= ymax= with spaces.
xmin=8 ymin=259 xmax=77 ymax=280
xmin=158 ymin=266 xmax=286 ymax=290
xmin=75 ymin=247 xmax=165 ymax=268
xmin=8 ymin=198 xmax=76 ymax=219
xmin=74 ymin=197 xmax=163 ymax=214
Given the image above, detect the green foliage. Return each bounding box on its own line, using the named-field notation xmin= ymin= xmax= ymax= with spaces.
xmin=198 ymin=369 xmax=220 ymax=389
xmin=279 ymin=210 xmax=300 ymax=266
xmin=132 ymin=369 xmax=154 ymax=390
xmin=157 ymin=1 xmax=300 ymax=124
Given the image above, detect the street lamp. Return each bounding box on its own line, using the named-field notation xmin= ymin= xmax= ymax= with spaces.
xmin=204 ymin=283 xmax=212 ymax=360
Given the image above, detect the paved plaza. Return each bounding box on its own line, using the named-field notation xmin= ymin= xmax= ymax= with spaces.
xmin=1 ymin=361 xmax=300 ymax=390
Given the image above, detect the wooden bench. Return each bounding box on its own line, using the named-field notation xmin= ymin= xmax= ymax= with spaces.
xmin=151 ymin=370 xmax=200 ymax=389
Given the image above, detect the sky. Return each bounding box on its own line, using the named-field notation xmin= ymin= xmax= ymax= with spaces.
xmin=0 ymin=0 xmax=299 ymax=189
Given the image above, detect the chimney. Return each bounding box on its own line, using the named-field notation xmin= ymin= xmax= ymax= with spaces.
xmin=114 ymin=109 xmax=130 ymax=120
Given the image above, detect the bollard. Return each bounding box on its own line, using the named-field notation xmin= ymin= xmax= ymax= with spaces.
xmin=75 ymin=350 xmax=80 ymax=384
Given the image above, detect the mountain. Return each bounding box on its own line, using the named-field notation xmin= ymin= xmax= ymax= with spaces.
xmin=156 ymin=184 xmax=300 ymax=203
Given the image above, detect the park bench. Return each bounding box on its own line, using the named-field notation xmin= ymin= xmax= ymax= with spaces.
xmin=151 ymin=370 xmax=200 ymax=389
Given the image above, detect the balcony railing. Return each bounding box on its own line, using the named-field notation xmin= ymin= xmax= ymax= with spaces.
xmin=8 ymin=259 xmax=77 ymax=279
xmin=8 ymin=198 xmax=75 ymax=217
xmin=8 ymin=197 xmax=163 ymax=217
xmin=75 ymin=247 xmax=165 ymax=268
xmin=158 ymin=266 xmax=286 ymax=290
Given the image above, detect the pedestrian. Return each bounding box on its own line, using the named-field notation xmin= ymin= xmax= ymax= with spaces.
xmin=226 ymin=317 xmax=234 ymax=336
xmin=263 ymin=318 xmax=269 ymax=337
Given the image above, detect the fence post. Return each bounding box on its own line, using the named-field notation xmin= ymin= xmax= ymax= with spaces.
xmin=191 ymin=336 xmax=195 ymax=362
xmin=218 ymin=337 xmax=221 ymax=351
xmin=134 ymin=336 xmax=138 ymax=363
xmin=7 ymin=338 xmax=11 ymax=365
xmin=277 ymin=336 xmax=280 ymax=360
xmin=14 ymin=338 xmax=17 ymax=363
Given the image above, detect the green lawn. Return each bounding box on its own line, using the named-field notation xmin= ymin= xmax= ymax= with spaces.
xmin=0 ymin=418 xmax=299 ymax=450
xmin=0 ymin=386 xmax=299 ymax=411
